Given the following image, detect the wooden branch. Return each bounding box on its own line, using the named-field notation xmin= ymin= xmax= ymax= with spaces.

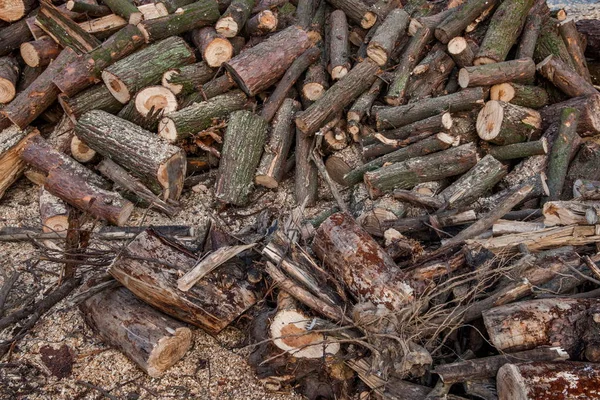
xmin=434 ymin=0 xmax=500 ymax=43
xmin=537 ymin=55 xmax=598 ymax=98
xmin=367 ymin=9 xmax=409 ymax=66
xmin=215 ymin=0 xmax=253 ymax=38
xmin=325 ymin=0 xmax=377 ymax=29
xmin=559 ymin=18 xmax=592 ymax=83
xmin=329 ymin=10 xmax=350 ymax=80
xmin=295 ymin=128 xmax=318 ymax=206
xmin=490 ymin=82 xmax=549 ymax=109
xmin=458 ymin=58 xmax=535 ymax=88
xmin=488 ymin=138 xmax=548 ymax=160
xmin=515 ymin=14 xmax=542 ymax=59
xmin=544 ymin=107 xmax=579 ymax=201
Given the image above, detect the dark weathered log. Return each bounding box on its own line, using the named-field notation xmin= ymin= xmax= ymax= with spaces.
xmin=347 ymin=78 xmax=384 ymax=137
xmin=497 ymin=362 xmax=600 ymax=400
xmin=52 ymin=24 xmax=146 ymax=98
xmin=76 ymin=110 xmax=186 ymax=200
xmin=539 ymin=94 xmax=600 ymax=136
xmin=224 ymin=26 xmax=312 ymax=96
xmin=434 ymin=0 xmax=499 ymax=44
xmin=108 ymin=229 xmax=263 ymax=334
xmin=364 ymin=142 xmax=478 ymax=197
xmin=256 ymin=99 xmax=300 ymax=188
xmin=406 ymin=49 xmax=455 ymax=103
xmin=0 ymin=127 xmax=37 ymax=200
xmin=375 ymin=87 xmax=485 ymax=130
xmin=215 ymin=110 xmax=267 ymax=205
xmin=59 ymin=85 xmax=123 ymax=123
xmin=161 ymin=62 xmax=215 ymax=96
xmin=534 ymin=17 xmax=575 ymax=67
xmin=0 ymin=55 xmax=19 ymax=103
xmin=537 ymin=55 xmax=597 ymax=98
xmin=102 ymin=36 xmax=196 ymax=104
xmin=158 ymin=90 xmax=248 ymax=142
xmin=215 ymin=0 xmax=254 ymax=38
xmin=408 ymin=7 xmax=454 ymax=35
xmin=488 ymin=138 xmax=548 ymax=160
xmin=0 ymin=13 xmax=34 ymax=57
xmin=382 ymin=209 xmax=477 ymax=234
xmin=367 ymin=8 xmax=409 ymax=66
xmin=295 ymin=128 xmax=318 ymax=206
xmin=574 ymin=179 xmax=600 ymax=200
xmin=447 ymin=36 xmax=477 ymax=68
xmin=191 ymin=27 xmax=233 ymax=68
xmin=476 ymin=100 xmax=542 ymax=145
xmin=577 ymin=19 xmax=600 ymax=60
xmin=559 ymin=18 xmax=592 ymax=83
xmin=490 ymin=82 xmax=549 ymax=109
xmin=313 ymin=212 xmax=415 ymax=309
xmin=2 ymin=47 xmax=77 ymax=130
xmin=515 ymin=14 xmax=541 ymax=59
xmin=325 ymin=0 xmax=376 ymax=29
xmin=294 ymin=0 xmax=317 ymax=29
xmin=325 ymin=145 xmax=362 ymax=186
xmin=458 ymin=58 xmax=535 ymax=88
xmin=329 ymin=10 xmax=350 ymax=80
xmin=296 ymin=58 xmax=380 ymax=134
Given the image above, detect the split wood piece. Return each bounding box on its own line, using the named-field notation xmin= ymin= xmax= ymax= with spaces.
xmin=20 ymin=37 xmax=60 ymax=68
xmin=59 ymin=85 xmax=124 ymax=123
xmin=109 ymin=229 xmax=263 ymax=334
xmin=484 ymin=298 xmax=600 ymax=359
xmin=576 ymin=19 xmax=600 ymax=60
xmin=488 ymin=138 xmax=547 ymax=160
xmin=35 ymin=1 xmax=101 ymax=54
xmin=102 ymin=36 xmax=196 ymax=104
xmin=497 ymin=362 xmax=600 ymax=400
xmin=81 ymin=286 xmax=192 ymax=377
xmin=103 ymin=0 xmax=143 ymax=24
xmin=77 ymin=14 xmax=127 ymax=40
xmin=296 ymin=128 xmax=318 ymax=207
xmin=329 ymin=10 xmax=350 ymax=80
xmin=467 ymin=224 xmax=600 ymax=254
xmin=97 ymin=158 xmax=179 ymax=216
xmin=385 ymin=26 xmax=433 ymax=106
xmin=70 ymin=136 xmax=97 ymax=163
xmin=375 ymin=87 xmax=484 ymax=130
xmin=539 ymin=94 xmax=600 ymax=136
xmin=364 ymin=142 xmax=478 ymax=198
xmin=437 ymin=154 xmax=507 ymax=210
xmin=0 ymin=14 xmax=34 ymax=57
xmin=158 ymin=90 xmax=247 ymax=142
xmin=53 ymin=25 xmax=146 ymax=98
xmin=345 ymin=132 xmax=455 ymax=186
xmin=39 ymin=186 xmax=68 ymax=233
xmin=224 ymin=26 xmax=312 ymax=96
xmin=261 ymin=46 xmax=320 ymax=123
xmin=302 ymin=60 xmax=329 ymax=101
xmin=544 ymin=107 xmax=579 ymax=202
xmin=368 ymin=10 xmax=411 ymax=66
xmin=245 ymin=9 xmax=277 ymax=36
xmin=76 ymin=110 xmax=186 ymax=200
xmin=134 ymin=86 xmax=177 ymax=118
xmin=566 ymin=143 xmax=600 ymax=194
xmin=161 ymin=62 xmax=215 ymax=96
xmin=559 ymin=18 xmax=592 ymax=83
xmin=215 ymin=110 xmax=267 ymax=206
xmin=434 ymin=0 xmax=500 ymax=44
xmin=19 ymin=133 xmax=110 ymax=189
xmin=447 ymin=37 xmax=477 ymax=68
xmin=433 ymin=347 xmax=568 ymax=384
xmin=0 ymin=56 xmax=18 ymax=103
xmin=0 ymin=0 xmax=35 ymax=22
xmin=574 ymin=179 xmax=600 ymax=200
xmin=191 ymin=27 xmax=233 ymax=68
xmin=514 ymin=14 xmax=542 ymax=59
xmin=537 ymin=55 xmax=597 ymax=98
xmin=392 ymin=189 xmax=445 ymax=209
xmin=2 ymin=47 xmax=77 ymax=130
xmin=296 ymin=58 xmax=379 ymax=135
xmin=313 ymin=212 xmax=414 ymax=309
xmin=66 ymin=0 xmax=111 ymax=17
xmin=347 ymin=78 xmax=384 ymax=138
xmin=492 ymin=220 xmax=545 ymax=235
xmin=543 ymin=200 xmax=600 ymax=226
xmin=476 ymin=101 xmax=542 ymax=145
xmin=325 ymin=0 xmax=376 ymax=29
xmin=534 ymin=17 xmax=574 ymax=67
xmin=490 ymin=83 xmax=549 ymax=109
xmin=215 ymin=0 xmax=254 ymax=38
xmin=0 ymin=127 xmax=37 ymax=200
xmin=458 ymin=58 xmax=535 ymax=88
xmin=473 ymin=0 xmax=534 ymax=65
xmin=256 ymin=99 xmax=300 ymax=188
xmin=382 ymin=209 xmax=477 ymax=234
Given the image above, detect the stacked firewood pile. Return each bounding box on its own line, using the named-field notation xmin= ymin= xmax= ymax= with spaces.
xmin=2 ymin=0 xmax=600 ymax=397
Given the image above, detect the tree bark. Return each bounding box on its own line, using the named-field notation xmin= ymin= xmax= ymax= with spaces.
xmin=534 ymin=17 xmax=575 ymax=67
xmin=161 ymin=61 xmax=215 ymax=96
xmin=537 ymin=55 xmax=597 ymax=98
xmin=488 ymin=138 xmax=548 ymax=160
xmin=539 ymin=94 xmax=600 ymax=136
xmin=490 ymin=82 xmax=549 ymax=109
xmin=367 ymin=8 xmax=409 ymax=66
xmin=325 ymin=0 xmax=377 ymax=29
xmin=458 ymin=58 xmax=535 ymax=88
xmin=476 ymin=100 xmax=542 ymax=145
xmin=0 ymin=55 xmax=19 ymax=103
xmin=191 ymin=27 xmax=233 ymax=68
xmin=576 ymin=19 xmax=600 ymax=61
xmin=215 ymin=0 xmax=254 ymax=38
xmin=543 ymin=200 xmax=600 ymax=226
xmin=295 ymin=128 xmax=318 ymax=206
xmin=245 ymin=9 xmax=277 ymax=36
xmin=0 ymin=127 xmax=37 ymax=200
xmin=559 ymin=18 xmax=592 ymax=83
xmin=434 ymin=0 xmax=500 ymax=44
xmin=66 ymin=0 xmax=111 ymax=17
xmin=0 ymin=13 xmax=34 ymax=57
xmin=515 ymin=14 xmax=542 ymax=59
xmin=329 ymin=10 xmax=350 ymax=80
xmin=406 ymin=49 xmax=455 ymax=103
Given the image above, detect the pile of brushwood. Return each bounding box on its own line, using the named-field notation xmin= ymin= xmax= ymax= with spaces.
xmin=2 ymin=0 xmax=600 ymax=397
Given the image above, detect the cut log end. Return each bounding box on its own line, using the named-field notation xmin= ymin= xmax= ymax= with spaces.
xmin=476 ymin=100 xmax=504 ymax=141
xmin=70 ymin=136 xmax=97 ymax=163
xmin=136 ymin=22 xmax=152 ymax=43
xmin=102 ymin=70 xmax=131 ymax=104
xmin=496 ymin=364 xmax=528 ymax=400
xmin=366 ymin=46 xmax=387 ymax=67
xmin=441 ymin=112 xmax=453 ymax=130
xmin=204 ymin=38 xmax=233 ymax=67
xmin=302 ymin=82 xmax=325 ymax=101
xmin=128 ymin=12 xmax=144 ymax=26
xmin=0 ymin=0 xmax=26 ymax=22
xmin=161 ymin=70 xmax=183 ymax=95
xmin=146 ymin=327 xmax=193 ymax=378
xmin=360 ymin=12 xmax=377 ymax=29
xmin=490 ymin=83 xmax=515 ymax=102
xmin=215 ymin=17 xmax=238 ymax=38
xmin=457 ymin=68 xmax=469 ymax=88
xmin=158 ymin=117 xmax=177 ymax=142
xmin=20 ymin=42 xmax=40 ymax=68
xmin=255 ymin=174 xmax=279 ymax=189
xmin=135 ymin=86 xmax=178 ymax=117
xmin=43 ymin=215 xmax=69 ymax=233
xmin=0 ymin=77 xmax=16 ymax=103
xmin=447 ymin=37 xmax=468 ymax=55
xmin=331 ymin=65 xmax=349 ymax=80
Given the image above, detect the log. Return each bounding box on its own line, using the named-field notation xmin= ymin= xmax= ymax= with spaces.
xmin=534 ymin=17 xmax=574 ymax=67
xmin=76 ymin=110 xmax=186 ymax=201
xmin=566 ymin=142 xmax=600 ymax=194
xmin=515 ymin=14 xmax=541 ymax=59
xmin=215 ymin=110 xmax=267 ymax=206
xmin=161 ymin=62 xmax=215 ymax=96
xmin=374 ymin=87 xmax=485 ymax=130
xmin=458 ymin=58 xmax=535 ymax=88
xmin=0 ymin=127 xmax=37 ymax=200
xmin=497 ymin=362 xmax=600 ymax=400
xmin=312 ymin=212 xmax=415 ymax=309
xmin=543 ymin=200 xmax=600 ymax=226
xmin=382 ymin=209 xmax=477 ymax=234
xmin=559 ymin=18 xmax=592 ymax=83
xmin=0 ymin=14 xmax=34 ymax=57
xmin=134 ymin=85 xmax=177 ymax=117
xmin=158 ymin=90 xmax=248 ymax=143
xmin=0 ymin=0 xmax=35 ymax=22
xmin=447 ymin=36 xmax=477 ymax=68
xmin=245 ymin=10 xmax=277 ymax=36
xmin=576 ymin=19 xmax=600 ymax=60
xmin=39 ymin=186 xmax=68 ymax=233
xmin=256 ymin=99 xmax=300 ymax=188
xmin=347 ymin=78 xmax=384 ymax=137
xmin=224 ymin=26 xmax=312 ymax=96
xmin=364 ymin=142 xmax=478 ymax=197
xmin=102 ymin=36 xmax=196 ymax=104
xmin=434 ymin=0 xmax=500 ymax=44
xmin=325 ymin=0 xmax=376 ymax=29
xmin=108 ymin=229 xmax=263 ymax=334
xmin=58 ymin=84 xmax=124 ymax=123
xmin=490 ymin=83 xmax=549 ymax=109
xmin=80 ymin=286 xmax=192 ymax=377
xmin=539 ymin=94 xmax=600 ymax=136
xmin=215 ymin=0 xmax=254 ymax=38
xmin=0 ymin=55 xmax=19 ymax=103
xmin=476 ymin=101 xmax=542 ymax=145
xmin=406 ymin=49 xmax=455 ymax=103
xmin=70 ymin=135 xmax=97 ymax=163
xmin=52 ymin=24 xmax=146 ymax=98
xmin=2 ymin=47 xmax=77 ymax=130
xmin=103 ymin=0 xmax=143 ymax=25
xmin=190 ymin=26 xmax=233 ymax=68
xmin=295 ymin=128 xmax=318 ymax=206
xmin=302 ymin=61 xmax=329 ymax=101
xmin=66 ymin=0 xmax=111 ymax=17
xmin=537 ymin=55 xmax=598 ymax=98
xmin=296 ymin=58 xmax=380 ymax=135
xmin=76 ymin=14 xmax=128 ymax=39
xmin=20 ymin=37 xmax=60 ymax=69
xmin=329 ymin=10 xmax=350 ymax=80
xmin=488 ymin=138 xmax=548 ymax=160
xmin=366 ymin=8 xmax=409 ymax=66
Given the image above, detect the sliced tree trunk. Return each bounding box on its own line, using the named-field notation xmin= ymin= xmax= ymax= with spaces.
xmin=515 ymin=14 xmax=542 ymax=59
xmin=215 ymin=110 xmax=267 ymax=206
xmin=490 ymin=83 xmax=549 ymax=109
xmin=302 ymin=61 xmax=329 ymax=101
xmin=295 ymin=128 xmax=318 ymax=206
xmin=366 ymin=8 xmax=409 ymax=66
xmin=329 ymin=10 xmax=350 ymax=80
xmin=0 ymin=14 xmax=34 ymax=57
xmin=215 ymin=0 xmax=254 ymax=38
xmin=537 ymin=55 xmax=598 ymax=98
xmin=0 ymin=0 xmax=35 ymax=22
xmin=488 ymin=138 xmax=548 ymax=160
xmin=458 ymin=58 xmax=535 ymax=88
xmin=544 ymin=107 xmax=579 ymax=201
xmin=158 ymin=90 xmax=248 ymax=142
xmin=191 ymin=27 xmax=233 ymax=68
xmin=80 ymin=286 xmax=192 ymax=378
xmin=134 ymin=86 xmax=177 ymax=117
xmin=70 ymin=136 xmax=97 ymax=163
xmin=102 ymin=36 xmax=196 ymax=104
xmin=447 ymin=36 xmax=477 ymax=68
xmin=559 ymin=18 xmax=592 ymax=83
xmin=434 ymin=0 xmax=500 ymax=44
xmin=20 ymin=37 xmax=61 ymax=68
xmin=75 ymin=110 xmax=187 ymax=201
xmin=108 ymin=229 xmax=264 ymax=334
xmin=224 ymin=26 xmax=312 ymax=96
xmin=325 ymin=0 xmax=377 ymax=29
xmin=0 ymin=55 xmax=19 ymax=103
xmin=497 ymin=362 xmax=600 ymax=400
xmin=161 ymin=62 xmax=215 ymax=96
xmin=245 ymin=9 xmax=277 ymax=36
xmin=0 ymin=127 xmax=37 ymax=200
xmin=539 ymin=94 xmax=600 ymax=136
xmin=476 ymin=100 xmax=542 ymax=145
xmin=39 ymin=186 xmax=69 ymax=233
